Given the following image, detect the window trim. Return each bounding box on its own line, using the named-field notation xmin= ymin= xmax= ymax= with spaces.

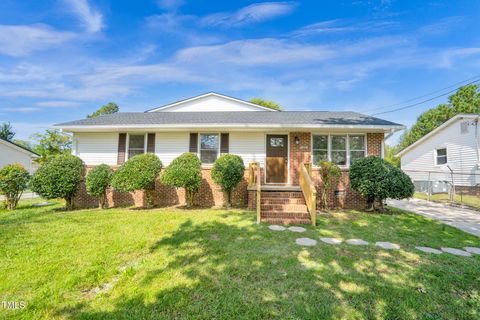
xmin=126 ymin=133 xmax=147 ymax=159
xmin=198 ymin=133 xmax=220 ymax=165
xmin=311 ymin=133 xmax=367 ymax=168
xmin=434 ymin=147 xmax=448 ymax=166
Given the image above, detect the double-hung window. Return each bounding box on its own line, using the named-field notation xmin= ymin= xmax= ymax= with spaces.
xmin=436 ymin=148 xmax=447 ymax=165
xmin=200 ymin=134 xmax=219 ymax=164
xmin=312 ymin=135 xmax=328 ymax=165
xmin=128 ymin=134 xmax=145 ymax=159
xmin=312 ymin=134 xmax=366 ymax=167
xmin=331 ymin=135 xmax=347 ymax=166
xmin=349 ymin=135 xmax=366 ymax=165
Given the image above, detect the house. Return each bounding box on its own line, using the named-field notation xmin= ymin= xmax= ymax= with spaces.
xmin=397 ymin=114 xmax=480 ymax=195
xmin=0 ymin=138 xmax=39 ymax=173
xmin=55 ymin=92 xmax=404 ymax=223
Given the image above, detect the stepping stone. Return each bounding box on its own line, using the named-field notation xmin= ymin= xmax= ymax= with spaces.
xmin=296 ymin=238 xmax=317 ymax=246
xmin=319 ymin=237 xmax=343 ymax=245
xmin=441 ymin=247 xmax=471 ymax=257
xmin=288 ymin=226 xmax=306 ymax=233
xmin=346 ymin=239 xmax=369 ymax=246
xmin=464 ymin=247 xmax=480 ymax=255
xmin=32 ymin=202 xmax=53 ymax=207
xmin=375 ymin=242 xmax=400 ymax=250
xmin=415 ymin=246 xmax=442 ymax=254
xmin=268 ymin=225 xmax=286 ymax=231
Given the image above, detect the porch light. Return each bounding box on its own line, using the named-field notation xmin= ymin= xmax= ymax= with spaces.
xmin=295 ymin=136 xmax=300 ymax=145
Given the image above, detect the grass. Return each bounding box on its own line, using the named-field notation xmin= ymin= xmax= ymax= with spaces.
xmin=414 ymin=192 xmax=480 ymax=210
xmin=1 ymin=199 xmax=479 ymax=319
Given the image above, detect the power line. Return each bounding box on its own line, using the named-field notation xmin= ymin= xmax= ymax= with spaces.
xmin=365 ymin=74 xmax=480 ymax=113
xmin=371 ymin=78 xmax=480 ymax=116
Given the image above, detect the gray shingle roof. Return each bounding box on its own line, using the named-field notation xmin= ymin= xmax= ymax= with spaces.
xmin=55 ymin=111 xmax=403 ymax=127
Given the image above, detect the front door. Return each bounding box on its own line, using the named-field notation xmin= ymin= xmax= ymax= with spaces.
xmin=266 ymin=134 xmax=288 ymax=183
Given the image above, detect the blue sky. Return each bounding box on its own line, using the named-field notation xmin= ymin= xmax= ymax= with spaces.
xmin=1 ymin=0 xmax=480 ymax=142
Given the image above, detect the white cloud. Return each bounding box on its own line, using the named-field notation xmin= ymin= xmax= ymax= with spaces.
xmin=1 ymin=107 xmax=40 ymax=113
xmin=35 ymin=101 xmax=82 ymax=108
xmin=0 ymin=24 xmax=75 ymax=57
xmin=156 ymin=0 xmax=185 ymax=11
xmin=63 ymin=0 xmax=104 ymax=32
xmin=201 ymin=2 xmax=295 ymax=27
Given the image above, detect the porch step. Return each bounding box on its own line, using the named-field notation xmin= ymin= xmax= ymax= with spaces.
xmin=261 ymin=204 xmax=308 ymax=212
xmin=262 ymin=217 xmax=312 ymax=225
xmin=261 ymin=198 xmax=306 ymax=205
xmin=260 ymin=191 xmax=304 ymax=198
xmin=259 ymin=190 xmax=310 ymax=225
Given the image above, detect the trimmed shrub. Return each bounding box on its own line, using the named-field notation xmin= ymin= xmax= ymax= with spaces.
xmin=160 ymin=153 xmax=201 ymax=208
xmin=0 ymin=164 xmax=30 ymax=210
xmin=111 ymin=153 xmax=162 ymax=208
xmin=31 ymin=154 xmax=85 ymax=210
xmin=317 ymin=161 xmax=341 ymax=210
xmin=86 ymin=164 xmax=113 ymax=209
xmin=211 ymin=154 xmax=245 ymax=207
xmin=349 ymin=156 xmax=414 ymax=211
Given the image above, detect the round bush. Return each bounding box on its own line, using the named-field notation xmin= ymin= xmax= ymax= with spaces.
xmin=349 ymin=156 xmax=414 ymax=210
xmin=160 ymin=153 xmax=201 ymax=207
xmin=211 ymin=154 xmax=245 ymax=207
xmin=86 ymin=164 xmax=113 ymax=209
xmin=0 ymin=164 xmax=30 ymax=210
xmin=111 ymin=153 xmax=162 ymax=207
xmin=31 ymin=154 xmax=85 ymax=210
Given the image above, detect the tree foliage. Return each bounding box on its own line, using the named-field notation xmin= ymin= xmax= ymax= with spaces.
xmin=399 ymin=84 xmax=480 ymax=149
xmin=0 ymin=122 xmax=15 ymax=141
xmin=160 ymin=153 xmax=201 ymax=207
xmin=87 ymin=102 xmax=119 ymax=118
xmin=86 ymin=164 xmax=113 ymax=209
xmin=111 ymin=153 xmax=162 ymax=208
xmin=211 ymin=154 xmax=245 ymax=207
xmin=384 ymin=144 xmax=401 ymax=168
xmin=249 ymin=98 xmax=282 ymax=111
xmin=31 ymin=129 xmax=72 ymax=164
xmin=0 ymin=164 xmax=30 ymax=210
xmin=317 ymin=161 xmax=341 ymax=210
xmin=349 ymin=156 xmax=414 ymax=211
xmin=30 ymin=154 xmax=85 ymax=210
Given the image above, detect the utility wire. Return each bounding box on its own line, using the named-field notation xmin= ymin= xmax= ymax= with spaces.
xmin=371 ymin=78 xmax=480 ymax=116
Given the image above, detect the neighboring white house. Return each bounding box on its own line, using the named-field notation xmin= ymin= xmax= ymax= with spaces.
xmin=397 ymin=114 xmax=480 ymax=189
xmin=0 ymin=138 xmax=39 ymax=173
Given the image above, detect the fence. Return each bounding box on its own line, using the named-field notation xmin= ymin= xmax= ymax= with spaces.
xmin=403 ymin=169 xmax=480 ymax=209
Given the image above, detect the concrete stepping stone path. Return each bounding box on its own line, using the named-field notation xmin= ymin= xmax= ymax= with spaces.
xmin=464 ymin=247 xmax=480 ymax=255
xmin=319 ymin=237 xmax=343 ymax=245
xmin=441 ymin=247 xmax=471 ymax=256
xmin=346 ymin=239 xmax=369 ymax=246
xmin=268 ymin=225 xmax=286 ymax=231
xmin=375 ymin=242 xmax=400 ymax=250
xmin=296 ymin=238 xmax=317 ymax=246
xmin=288 ymin=226 xmax=306 ymax=233
xmin=415 ymin=246 xmax=443 ymax=254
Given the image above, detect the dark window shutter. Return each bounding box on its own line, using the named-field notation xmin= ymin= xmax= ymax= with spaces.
xmin=220 ymin=133 xmax=229 ymax=154
xmin=117 ymin=133 xmax=126 ymax=165
xmin=189 ymin=133 xmax=198 ymax=153
xmin=147 ymin=133 xmax=155 ymax=153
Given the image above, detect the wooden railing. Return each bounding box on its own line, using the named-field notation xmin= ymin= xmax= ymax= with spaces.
xmin=299 ymin=163 xmax=317 ymax=226
xmin=248 ymin=162 xmax=262 ymax=223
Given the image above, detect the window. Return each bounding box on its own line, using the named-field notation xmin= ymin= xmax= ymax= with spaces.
xmin=436 ymin=148 xmax=447 ymax=165
xmin=270 ymin=137 xmax=284 ymax=147
xmin=128 ymin=134 xmax=145 ymax=159
xmin=312 ymin=135 xmax=328 ymax=165
xmin=200 ymin=134 xmax=219 ymax=164
xmin=349 ymin=135 xmax=366 ymax=165
xmin=331 ymin=135 xmax=347 ymax=166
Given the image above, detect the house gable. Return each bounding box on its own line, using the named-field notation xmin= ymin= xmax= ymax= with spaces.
xmin=146 ymin=92 xmax=278 ymax=113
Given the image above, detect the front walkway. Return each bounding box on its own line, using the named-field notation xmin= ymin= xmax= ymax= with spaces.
xmin=388 ymin=198 xmax=480 ymax=237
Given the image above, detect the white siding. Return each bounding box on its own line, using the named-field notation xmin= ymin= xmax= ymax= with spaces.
xmin=0 ymin=142 xmax=34 ymax=172
xmin=155 ymin=132 xmax=190 ymax=166
xmin=230 ymin=132 xmax=266 ymax=167
xmin=75 ymin=133 xmax=118 ymax=165
xmin=156 ymin=95 xmax=268 ymax=112
xmin=401 ymin=119 xmax=480 ymax=186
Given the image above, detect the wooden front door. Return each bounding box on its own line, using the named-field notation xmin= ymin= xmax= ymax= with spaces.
xmin=266 ymin=134 xmax=288 ymax=183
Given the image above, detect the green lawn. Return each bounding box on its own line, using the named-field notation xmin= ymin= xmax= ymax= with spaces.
xmin=414 ymin=192 xmax=480 ymax=210
xmin=1 ymin=200 xmax=480 ymax=319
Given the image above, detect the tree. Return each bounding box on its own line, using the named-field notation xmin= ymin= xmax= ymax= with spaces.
xmin=111 ymin=153 xmax=162 ymax=208
xmin=0 ymin=164 xmax=30 ymax=210
xmin=87 ymin=102 xmax=119 ymax=118
xmin=317 ymin=161 xmax=341 ymax=210
xmin=30 ymin=154 xmax=85 ymax=210
xmin=160 ymin=153 xmax=201 ymax=207
xmin=211 ymin=154 xmax=245 ymax=208
xmin=31 ymin=129 xmax=72 ymax=164
xmin=384 ymin=144 xmax=401 ymax=168
xmin=349 ymin=156 xmax=414 ymax=211
xmin=0 ymin=122 xmax=15 ymax=141
xmin=13 ymin=139 xmax=33 ymax=150
xmin=86 ymin=164 xmax=113 ymax=209
xmin=249 ymin=98 xmax=282 ymax=111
